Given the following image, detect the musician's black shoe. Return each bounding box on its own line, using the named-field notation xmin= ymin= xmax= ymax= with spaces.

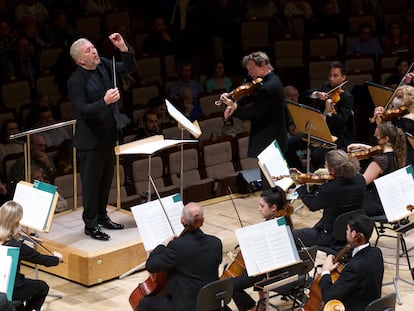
xmin=85 ymin=226 xmax=110 ymax=241
xmin=98 ymin=216 xmax=125 ymax=230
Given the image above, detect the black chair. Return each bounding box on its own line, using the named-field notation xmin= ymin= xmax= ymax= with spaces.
xmin=196 ymin=277 xmax=233 ymax=311
xmin=317 ymin=209 xmax=366 ymax=255
xmin=364 ymin=293 xmax=396 ymax=311
xmin=253 ymin=246 xmax=318 ymax=310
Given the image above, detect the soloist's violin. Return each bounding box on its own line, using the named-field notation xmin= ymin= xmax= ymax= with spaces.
xmin=215 ymin=78 xmax=263 ymax=106
xmin=347 ymin=145 xmax=382 ymax=160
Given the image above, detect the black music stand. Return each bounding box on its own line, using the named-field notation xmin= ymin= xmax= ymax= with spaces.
xmin=286 ymin=100 xmax=337 ymax=172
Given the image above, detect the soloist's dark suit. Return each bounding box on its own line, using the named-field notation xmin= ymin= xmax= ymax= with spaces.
xmin=138 ymin=228 xmax=222 ymax=311
xmin=293 ymin=174 xmax=366 ymax=247
xmin=5 ymin=239 xmax=60 ymax=311
xmin=319 ymin=246 xmax=384 ymax=311
xmin=233 ymin=71 xmax=287 ymax=157
xmin=67 ymin=51 xmax=136 ymax=228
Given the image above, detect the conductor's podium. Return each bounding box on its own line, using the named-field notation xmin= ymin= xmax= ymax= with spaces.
xmin=24 ymin=206 xmax=146 ymax=286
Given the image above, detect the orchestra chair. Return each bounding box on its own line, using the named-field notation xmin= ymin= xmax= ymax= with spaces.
xmin=196 ymin=277 xmax=233 ymax=311
xmin=369 ymin=214 xmax=398 ymax=247
xmin=317 ymin=209 xmax=366 ymax=256
xmin=364 ymin=292 xmax=396 ymax=311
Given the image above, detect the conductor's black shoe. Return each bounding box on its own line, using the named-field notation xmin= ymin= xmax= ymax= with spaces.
xmin=85 ymin=226 xmax=110 ymax=241
xmin=98 ymin=216 xmax=125 ymax=230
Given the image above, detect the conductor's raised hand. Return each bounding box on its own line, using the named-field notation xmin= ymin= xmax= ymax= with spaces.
xmin=109 ymin=33 xmax=128 ymax=52
xmin=104 ymin=88 xmax=120 ymax=105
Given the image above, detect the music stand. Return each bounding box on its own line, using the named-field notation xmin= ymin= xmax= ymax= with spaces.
xmin=366 ymin=81 xmax=394 ymax=108
xmin=286 ymin=100 xmax=337 ymax=172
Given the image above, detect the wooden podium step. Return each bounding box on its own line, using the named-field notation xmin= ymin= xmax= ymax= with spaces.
xmin=27 ymin=207 xmax=146 ymax=286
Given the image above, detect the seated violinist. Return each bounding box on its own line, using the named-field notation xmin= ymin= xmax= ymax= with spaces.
xmin=347 ymin=122 xmax=407 ymax=216
xmin=319 ymin=214 xmax=384 ymax=311
xmin=138 ymin=202 xmax=222 ymax=311
xmin=230 ymin=186 xmax=293 ymax=311
xmin=292 ymin=149 xmax=365 ymax=249
xmin=0 ymin=201 xmax=63 ymax=311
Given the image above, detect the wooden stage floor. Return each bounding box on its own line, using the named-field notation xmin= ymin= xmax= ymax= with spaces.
xmin=21 ymin=192 xmax=414 ymax=310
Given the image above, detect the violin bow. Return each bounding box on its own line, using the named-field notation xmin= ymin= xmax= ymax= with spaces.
xmin=384 ymin=61 xmax=414 ymax=110
xmin=148 ymin=175 xmax=178 ymax=236
xmin=326 ymin=80 xmax=348 ymax=97
xmin=18 ymin=230 xmax=54 ymax=256
xmin=227 ymin=186 xmax=244 ymax=228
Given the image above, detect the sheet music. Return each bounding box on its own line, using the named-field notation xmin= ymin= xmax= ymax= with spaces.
xmin=257 ymin=140 xmax=293 ymax=191
xmin=13 ymin=182 xmax=56 ymax=232
xmin=374 ymin=165 xmax=414 ymax=222
xmin=0 ymin=245 xmax=19 ymax=300
xmin=131 ymin=193 xmax=184 ymax=251
xmin=165 ymin=99 xmax=202 ymax=138
xmin=236 ymin=218 xmax=300 ymax=277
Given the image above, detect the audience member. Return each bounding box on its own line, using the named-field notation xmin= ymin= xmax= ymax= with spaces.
xmin=143 ymin=16 xmax=177 ymax=56
xmin=24 ymin=94 xmax=56 ymax=129
xmin=45 ymin=11 xmax=78 ymax=47
xmin=348 ymin=122 xmax=407 ymax=216
xmin=245 ymin=0 xmax=279 ymax=19
xmin=205 ymin=59 xmax=233 ymax=92
xmin=345 ymin=23 xmax=383 ymax=63
xmin=210 ymin=0 xmax=243 ymax=62
xmin=54 ymin=138 xmax=74 ymax=173
xmin=384 ymin=56 xmax=412 ymax=88
xmin=134 ymin=110 xmax=161 ymax=140
xmin=168 ymin=61 xmax=204 ymax=120
xmin=0 ymin=119 xmax=24 ymax=178
xmin=15 ymin=0 xmax=50 ymax=31
xmin=9 ymin=133 xmax=56 ymax=183
xmin=83 ymin=0 xmax=112 ymax=15
xmin=349 ymin=0 xmax=383 ymax=31
xmin=293 ymin=149 xmax=365 ymax=248
xmin=2 ymin=36 xmax=40 ymax=85
xmin=17 ymin=17 xmax=49 ymax=54
xmin=0 ymin=200 xmax=63 ymax=311
xmin=283 ymin=0 xmax=315 ymax=22
xmin=313 ymin=0 xmax=346 ymax=36
xmin=35 ymin=107 xmax=71 ymax=147
xmin=0 ymin=18 xmax=16 ymax=59
xmin=381 ymin=21 xmax=410 ymax=56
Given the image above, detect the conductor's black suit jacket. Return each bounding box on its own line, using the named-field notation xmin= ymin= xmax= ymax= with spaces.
xmin=67 ymin=51 xmax=136 ymax=151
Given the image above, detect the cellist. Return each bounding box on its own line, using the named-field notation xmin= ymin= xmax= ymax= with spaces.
xmin=138 ymin=202 xmax=222 ymax=311
xmin=319 ymin=214 xmax=384 ymax=311
xmin=230 ymin=186 xmax=293 ymax=311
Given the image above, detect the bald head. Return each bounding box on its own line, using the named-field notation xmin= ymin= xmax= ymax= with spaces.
xmin=182 ymin=202 xmax=204 ymax=228
xmin=284 ymin=85 xmax=299 ymax=102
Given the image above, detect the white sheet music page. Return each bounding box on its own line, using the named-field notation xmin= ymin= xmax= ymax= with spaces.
xmin=235 ymin=218 xmax=300 ymax=277
xmin=131 ymin=193 xmax=184 ymax=251
xmin=165 ymin=99 xmax=202 ymax=138
xmin=374 ymin=165 xmax=414 ymax=222
xmin=13 ymin=182 xmax=55 ymax=232
xmin=257 ymin=140 xmax=293 ymax=191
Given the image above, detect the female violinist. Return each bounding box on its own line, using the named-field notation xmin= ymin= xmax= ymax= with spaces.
xmin=292 ymin=149 xmax=365 ymax=248
xmin=137 ymin=202 xmax=222 ymax=311
xmin=347 ymin=122 xmax=407 ymax=216
xmin=230 ymin=186 xmax=293 ymax=311
xmin=0 ymin=201 xmax=63 ymax=311
xmin=396 ymin=85 xmax=414 ymax=165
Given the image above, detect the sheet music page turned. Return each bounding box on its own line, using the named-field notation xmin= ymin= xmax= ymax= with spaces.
xmin=131 ymin=193 xmax=184 ymax=251
xmin=13 ymin=181 xmax=57 ymax=232
xmin=374 ymin=165 xmax=414 ymax=222
xmin=235 ymin=218 xmax=300 ymax=277
xmin=257 ymin=140 xmax=293 ymax=191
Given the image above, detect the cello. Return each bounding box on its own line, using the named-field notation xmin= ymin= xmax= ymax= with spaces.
xmin=301 ymin=244 xmax=352 ymax=311
xmin=128 ymin=177 xmax=191 ymax=311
